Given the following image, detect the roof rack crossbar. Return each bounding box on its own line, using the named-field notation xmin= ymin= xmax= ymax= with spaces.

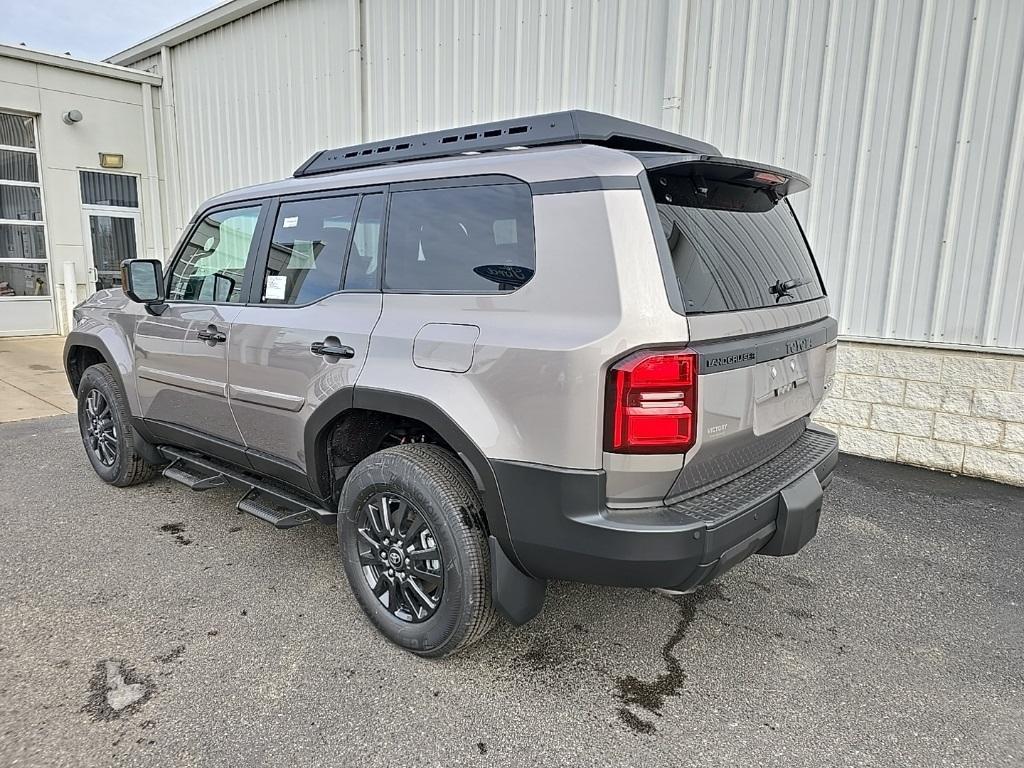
xmin=293 ymin=110 xmax=720 ymax=177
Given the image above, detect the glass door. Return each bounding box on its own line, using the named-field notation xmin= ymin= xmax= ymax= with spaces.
xmin=84 ymin=211 xmax=142 ymax=291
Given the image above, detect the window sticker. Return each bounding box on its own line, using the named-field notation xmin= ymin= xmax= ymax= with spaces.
xmin=264 ymin=274 xmax=287 ymax=300
xmin=493 ymin=219 xmax=518 ymax=245
xmin=282 ymin=216 xmax=299 ymax=228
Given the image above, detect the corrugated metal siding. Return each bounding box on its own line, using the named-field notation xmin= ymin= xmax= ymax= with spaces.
xmin=166 ymin=0 xmax=363 ymax=215
xmin=155 ymin=0 xmax=1024 ymax=350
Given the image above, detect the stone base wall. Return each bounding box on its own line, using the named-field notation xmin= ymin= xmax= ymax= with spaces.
xmin=814 ymin=341 xmax=1024 ymax=486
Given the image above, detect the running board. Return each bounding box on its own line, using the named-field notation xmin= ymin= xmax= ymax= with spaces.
xmin=158 ymin=446 xmax=336 ymax=528
xmin=236 ymin=488 xmax=314 ymax=529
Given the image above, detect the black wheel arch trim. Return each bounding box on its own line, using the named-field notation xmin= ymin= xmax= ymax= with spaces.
xmin=65 ymin=335 xmax=164 ymax=466
xmin=304 ymin=387 xmax=528 ymax=573
xmin=64 ymin=331 xmax=126 ymax=397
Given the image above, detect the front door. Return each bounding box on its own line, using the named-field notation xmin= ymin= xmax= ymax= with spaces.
xmin=83 ymin=211 xmax=142 ymax=291
xmin=135 ymin=203 xmax=266 ymax=453
xmin=227 ymin=191 xmax=386 ymax=485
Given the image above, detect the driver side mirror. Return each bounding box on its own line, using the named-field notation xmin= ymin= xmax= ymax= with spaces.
xmin=120 ymin=259 xmax=167 ymax=315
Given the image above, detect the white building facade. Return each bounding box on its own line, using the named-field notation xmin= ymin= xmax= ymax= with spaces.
xmin=8 ymin=0 xmax=1024 ymax=482
xmin=0 ymin=45 xmax=165 ymax=335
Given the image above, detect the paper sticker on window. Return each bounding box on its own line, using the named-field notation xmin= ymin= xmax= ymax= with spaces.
xmin=282 ymin=216 xmax=299 ymax=228
xmin=264 ymin=274 xmax=287 ymax=300
xmin=493 ymin=219 xmax=518 ymax=245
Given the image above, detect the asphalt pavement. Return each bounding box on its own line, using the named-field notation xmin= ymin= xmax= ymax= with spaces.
xmin=1 ymin=415 xmax=1021 ymax=767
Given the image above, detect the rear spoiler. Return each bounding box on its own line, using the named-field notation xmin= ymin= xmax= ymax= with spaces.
xmin=630 ymin=152 xmax=810 ymax=200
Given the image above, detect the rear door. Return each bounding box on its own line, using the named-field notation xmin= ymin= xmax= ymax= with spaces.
xmin=643 ymin=159 xmax=836 ymax=495
xmin=135 ymin=202 xmax=267 ymax=452
xmin=226 ymin=189 xmax=386 ymax=489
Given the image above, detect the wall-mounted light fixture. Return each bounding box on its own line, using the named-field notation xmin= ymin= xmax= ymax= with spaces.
xmin=99 ymin=153 xmax=124 ymax=169
xmin=62 ymin=109 xmax=83 ymax=125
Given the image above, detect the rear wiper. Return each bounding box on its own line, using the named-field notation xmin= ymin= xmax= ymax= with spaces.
xmin=769 ymin=277 xmax=809 ymax=303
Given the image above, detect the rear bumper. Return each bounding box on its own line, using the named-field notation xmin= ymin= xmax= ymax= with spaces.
xmin=494 ymin=423 xmax=838 ymax=589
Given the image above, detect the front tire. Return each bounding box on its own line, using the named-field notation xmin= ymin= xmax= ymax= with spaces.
xmin=76 ymin=363 xmax=156 ymax=487
xmin=338 ymin=444 xmax=498 ymax=657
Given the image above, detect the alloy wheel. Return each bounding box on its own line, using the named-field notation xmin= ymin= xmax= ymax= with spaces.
xmin=84 ymin=388 xmax=118 ymax=467
xmin=356 ymin=492 xmax=444 ymax=623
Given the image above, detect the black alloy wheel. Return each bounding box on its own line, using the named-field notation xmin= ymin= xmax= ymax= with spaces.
xmin=82 ymin=388 xmax=118 ymax=467
xmin=355 ymin=492 xmax=444 ymax=623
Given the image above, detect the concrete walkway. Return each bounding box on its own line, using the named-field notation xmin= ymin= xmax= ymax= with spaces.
xmin=0 ymin=336 xmax=76 ymax=422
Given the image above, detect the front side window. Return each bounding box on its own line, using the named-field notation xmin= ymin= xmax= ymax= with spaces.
xmin=261 ymin=195 xmax=358 ymax=304
xmin=167 ymin=206 xmax=261 ymax=303
xmin=383 ymin=183 xmax=535 ymax=293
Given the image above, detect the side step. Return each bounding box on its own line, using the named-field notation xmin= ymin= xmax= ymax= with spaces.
xmin=163 ymin=460 xmax=228 ymax=491
xmin=236 ymin=489 xmax=314 ymax=529
xmin=158 ymin=446 xmax=336 ymax=529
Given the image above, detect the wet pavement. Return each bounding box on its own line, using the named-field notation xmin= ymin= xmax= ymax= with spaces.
xmin=1 ymin=415 xmax=1021 ymax=767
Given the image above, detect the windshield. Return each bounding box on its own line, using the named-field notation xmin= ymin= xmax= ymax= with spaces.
xmin=652 ymin=173 xmax=824 ymax=315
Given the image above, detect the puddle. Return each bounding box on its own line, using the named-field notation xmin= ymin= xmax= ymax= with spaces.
xmin=614 ymin=584 xmax=726 ymax=734
xmin=84 ymin=659 xmax=155 ymax=721
xmin=153 ymin=644 xmax=186 ymax=664
xmin=158 ymin=522 xmax=192 ymax=546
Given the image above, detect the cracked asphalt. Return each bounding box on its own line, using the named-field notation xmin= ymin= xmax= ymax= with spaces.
xmin=1 ymin=414 xmax=1022 ymax=767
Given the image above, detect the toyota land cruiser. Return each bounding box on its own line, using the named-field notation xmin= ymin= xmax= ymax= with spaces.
xmin=64 ymin=111 xmax=838 ymax=657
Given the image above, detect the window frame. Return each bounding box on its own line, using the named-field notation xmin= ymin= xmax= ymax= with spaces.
xmin=380 ymin=175 xmax=537 ymax=296
xmin=162 ymin=199 xmax=272 ymax=307
xmin=244 ymin=184 xmax=389 ymax=307
xmin=0 ymin=110 xmax=54 ymax=309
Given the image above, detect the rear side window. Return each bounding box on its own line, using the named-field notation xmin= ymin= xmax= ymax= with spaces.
xmin=383 ymin=182 xmax=535 ymax=293
xmin=260 ymin=195 xmax=358 ymax=304
xmin=652 ymin=172 xmax=824 ymax=314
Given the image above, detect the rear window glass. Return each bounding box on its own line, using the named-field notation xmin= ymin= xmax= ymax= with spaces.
xmin=653 ymin=174 xmax=824 ymax=314
xmin=384 ymin=183 xmax=535 ymax=293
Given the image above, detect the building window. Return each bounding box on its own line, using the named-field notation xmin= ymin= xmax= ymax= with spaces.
xmin=0 ymin=110 xmax=48 ymax=301
xmin=80 ymin=171 xmax=139 ymax=208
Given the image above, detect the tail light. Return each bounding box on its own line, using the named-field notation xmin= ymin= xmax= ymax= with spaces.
xmin=604 ymin=349 xmax=698 ymax=454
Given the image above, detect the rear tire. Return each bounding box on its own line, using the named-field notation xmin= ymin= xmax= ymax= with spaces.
xmin=76 ymin=363 xmax=157 ymax=487
xmin=338 ymin=444 xmax=498 ymax=657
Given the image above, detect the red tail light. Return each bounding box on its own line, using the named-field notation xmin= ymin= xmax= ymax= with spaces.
xmin=605 ymin=349 xmax=698 ymax=454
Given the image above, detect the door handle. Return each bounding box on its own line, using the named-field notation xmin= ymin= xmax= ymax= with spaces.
xmin=311 ymin=341 xmax=355 ymax=359
xmin=198 ymin=327 xmax=227 ymax=344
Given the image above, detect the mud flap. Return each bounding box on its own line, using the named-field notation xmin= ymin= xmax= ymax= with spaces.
xmin=760 ymin=471 xmax=823 ymax=557
xmin=488 ymin=536 xmax=546 ymax=625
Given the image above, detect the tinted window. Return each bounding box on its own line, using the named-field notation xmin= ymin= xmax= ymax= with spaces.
xmin=0 ymin=112 xmax=35 ymax=148
xmin=653 ymin=174 xmax=823 ymax=314
xmin=343 ymin=193 xmax=385 ymax=290
xmin=384 ymin=183 xmax=535 ymax=292
xmin=0 ymin=185 xmax=42 ymax=221
xmin=0 ymin=224 xmax=45 ymax=259
xmin=261 ymin=195 xmax=358 ymax=304
xmin=0 ymin=149 xmax=38 ymax=183
xmin=80 ymin=171 xmax=139 ymax=208
xmin=168 ymin=206 xmax=261 ymax=303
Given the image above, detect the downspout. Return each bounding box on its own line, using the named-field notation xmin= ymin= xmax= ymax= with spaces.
xmin=159 ymin=45 xmax=185 ymax=243
xmin=358 ymin=0 xmax=370 ymax=141
xmin=141 ymin=83 xmax=165 ymax=261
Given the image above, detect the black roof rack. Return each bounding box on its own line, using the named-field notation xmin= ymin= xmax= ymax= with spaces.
xmin=293 ymin=110 xmax=720 ymax=177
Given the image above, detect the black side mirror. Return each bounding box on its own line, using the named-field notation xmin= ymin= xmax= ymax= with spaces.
xmin=120 ymin=259 xmax=167 ymax=315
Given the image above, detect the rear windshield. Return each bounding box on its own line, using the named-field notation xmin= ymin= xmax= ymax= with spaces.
xmin=652 ymin=173 xmax=824 ymax=315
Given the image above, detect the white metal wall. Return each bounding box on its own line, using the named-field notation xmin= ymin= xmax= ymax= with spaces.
xmin=150 ymin=0 xmax=1024 ymax=351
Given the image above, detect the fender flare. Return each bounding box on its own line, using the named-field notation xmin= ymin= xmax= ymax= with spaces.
xmin=304 ymin=386 xmax=528 ymax=574
xmin=64 ymin=331 xmax=126 ymax=397
xmin=64 ymin=331 xmax=164 ymax=464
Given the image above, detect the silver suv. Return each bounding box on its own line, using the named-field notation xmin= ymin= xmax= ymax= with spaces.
xmin=64 ymin=111 xmax=838 ymax=657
